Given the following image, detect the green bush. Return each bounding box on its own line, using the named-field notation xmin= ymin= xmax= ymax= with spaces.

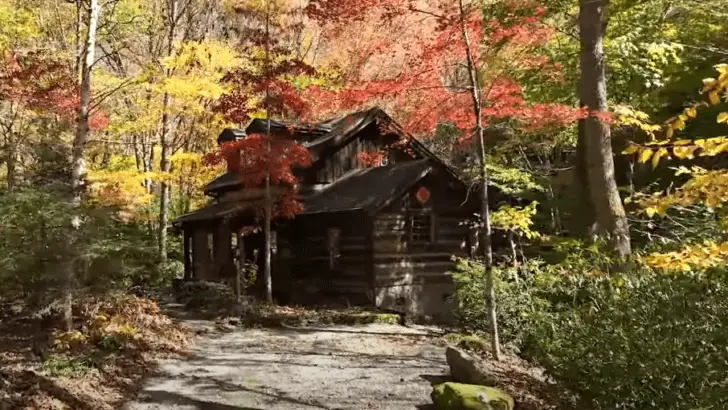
xmin=524 ymin=269 xmax=728 ymax=410
xmin=0 ymin=188 xmax=175 ymax=303
xmin=448 ymin=257 xmax=549 ymax=348
xmin=451 ymin=237 xmax=728 ymax=410
xmin=42 ymin=355 xmax=95 ymax=378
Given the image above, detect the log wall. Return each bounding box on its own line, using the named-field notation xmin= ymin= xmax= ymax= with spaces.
xmin=372 ymin=169 xmax=478 ymax=320
xmin=283 ymin=212 xmax=374 ymax=305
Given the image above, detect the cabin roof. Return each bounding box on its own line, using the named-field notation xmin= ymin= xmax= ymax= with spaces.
xmin=173 ymin=160 xmax=433 ymax=227
xmin=204 ymin=107 xmax=461 ymax=194
xmin=300 ymin=159 xmax=433 ymax=214
xmin=173 ymin=200 xmax=252 ymax=226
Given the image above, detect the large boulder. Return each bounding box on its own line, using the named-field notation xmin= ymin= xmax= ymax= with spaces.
xmin=446 ymin=346 xmax=497 ymax=386
xmin=431 ymin=382 xmax=514 ymax=410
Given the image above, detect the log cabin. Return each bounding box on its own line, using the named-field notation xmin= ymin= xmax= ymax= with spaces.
xmin=173 ymin=107 xmax=505 ymax=320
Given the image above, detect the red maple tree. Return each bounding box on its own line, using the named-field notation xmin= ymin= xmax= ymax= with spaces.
xmin=204 ymin=133 xmax=312 ymax=218
xmin=209 ymin=1 xmax=316 ymax=218
xmin=0 ymin=51 xmax=109 ymax=130
xmin=303 ymin=0 xmax=585 ymax=136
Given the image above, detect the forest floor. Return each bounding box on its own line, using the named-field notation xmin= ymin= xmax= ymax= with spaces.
xmin=1 ymin=294 xmax=562 ymax=410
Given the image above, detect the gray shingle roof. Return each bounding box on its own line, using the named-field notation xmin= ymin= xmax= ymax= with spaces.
xmin=172 ymin=200 xmax=252 ymax=226
xmin=174 ymin=159 xmax=433 ymax=226
xmin=299 ymin=159 xmax=432 ymax=214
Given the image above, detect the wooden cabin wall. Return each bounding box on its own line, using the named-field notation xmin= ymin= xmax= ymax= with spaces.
xmin=212 ymin=222 xmax=235 ymax=281
xmin=371 ymin=170 xmax=480 ymax=320
xmin=305 ymin=124 xmax=416 ymax=184
xmin=283 ymin=212 xmax=373 ymax=305
xmin=192 ymin=229 xmax=213 ymax=280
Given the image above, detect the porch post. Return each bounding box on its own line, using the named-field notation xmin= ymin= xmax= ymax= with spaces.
xmin=236 ymin=231 xmax=245 ymax=300
xmin=183 ymin=228 xmax=192 ymax=280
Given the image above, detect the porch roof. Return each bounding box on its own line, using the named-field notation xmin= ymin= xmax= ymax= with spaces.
xmin=172 ymin=200 xmax=253 ymax=227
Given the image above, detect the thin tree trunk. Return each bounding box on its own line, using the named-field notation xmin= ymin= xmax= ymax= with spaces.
xmin=66 ymin=0 xmax=101 ymax=331
xmin=5 ymin=133 xmax=17 ymax=190
xmin=263 ymin=1 xmax=274 ymax=304
xmin=579 ymin=0 xmax=631 ymax=258
xmin=236 ymin=232 xmax=244 ymax=302
xmin=158 ymin=0 xmax=178 ymax=263
xmin=74 ymin=0 xmax=83 ymax=83
xmin=507 ymin=230 xmax=517 ymax=267
xmin=459 ymin=0 xmax=500 ymax=361
xmin=133 ymin=134 xmax=143 ymax=172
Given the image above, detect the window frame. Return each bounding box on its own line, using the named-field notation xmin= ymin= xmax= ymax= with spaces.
xmin=408 ymin=209 xmax=436 ymax=243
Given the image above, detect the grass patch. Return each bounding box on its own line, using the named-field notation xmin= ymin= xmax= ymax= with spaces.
xmin=42 ymin=355 xmax=96 ymax=378
xmin=237 ymin=305 xmax=406 ymax=328
xmin=443 ymin=333 xmax=490 ymax=354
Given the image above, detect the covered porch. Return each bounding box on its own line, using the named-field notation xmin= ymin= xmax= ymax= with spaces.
xmin=173 ymin=201 xmax=269 ymax=290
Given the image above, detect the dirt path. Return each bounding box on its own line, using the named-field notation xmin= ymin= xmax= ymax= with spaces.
xmin=123 ymin=320 xmax=449 ymax=410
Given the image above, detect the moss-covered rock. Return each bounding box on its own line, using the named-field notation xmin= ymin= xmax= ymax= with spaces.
xmin=431 ymin=382 xmax=514 ymax=410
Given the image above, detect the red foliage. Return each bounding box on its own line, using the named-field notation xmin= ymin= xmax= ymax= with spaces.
xmin=204 ymin=134 xmax=312 ymax=218
xmin=0 ymin=51 xmax=108 ymax=131
xmin=303 ymin=0 xmax=581 ymax=140
xmin=357 ymin=150 xmax=387 ymax=167
xmin=208 ymin=4 xmax=322 ymax=221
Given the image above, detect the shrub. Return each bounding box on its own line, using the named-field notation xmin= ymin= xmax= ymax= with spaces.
xmin=448 ymin=257 xmax=550 ymax=348
xmin=42 ymin=355 xmax=95 ymax=378
xmin=0 ymin=188 xmax=177 ymax=304
xmin=525 ymin=269 xmax=728 ymax=410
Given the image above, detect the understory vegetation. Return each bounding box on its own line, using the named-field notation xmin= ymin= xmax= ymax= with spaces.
xmin=450 ymin=240 xmax=728 ymax=409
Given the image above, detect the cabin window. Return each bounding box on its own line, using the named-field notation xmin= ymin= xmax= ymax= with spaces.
xmin=409 ymin=210 xmax=435 ymax=243
xmin=327 ymin=227 xmax=341 ymax=270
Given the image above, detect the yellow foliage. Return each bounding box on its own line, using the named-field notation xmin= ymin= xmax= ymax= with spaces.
xmin=86 ymin=165 xmax=155 ymax=221
xmin=491 ymin=201 xmax=540 ymax=239
xmin=52 ymin=330 xmax=89 ymax=350
xmin=642 ymin=240 xmax=728 ymax=272
xmin=637 ymin=167 xmax=728 ymax=215
xmin=613 ymin=105 xmax=662 ymax=139
xmin=0 ymin=1 xmax=41 ymax=50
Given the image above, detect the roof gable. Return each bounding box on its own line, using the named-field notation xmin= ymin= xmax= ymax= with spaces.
xmin=203 ymin=107 xmax=463 ymax=194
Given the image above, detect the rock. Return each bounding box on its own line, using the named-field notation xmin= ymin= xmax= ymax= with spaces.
xmin=431 ymin=382 xmax=514 ymax=410
xmin=445 ymin=346 xmax=497 ymax=386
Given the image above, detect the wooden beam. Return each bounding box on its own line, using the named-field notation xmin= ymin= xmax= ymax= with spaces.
xmin=183 ymin=229 xmax=192 ymax=280
xmin=236 ymin=231 xmax=244 ymax=301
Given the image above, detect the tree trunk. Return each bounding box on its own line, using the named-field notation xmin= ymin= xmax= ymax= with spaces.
xmin=5 ymin=134 xmax=17 ymax=190
xmin=74 ymin=0 xmax=83 ymax=82
xmin=158 ymin=0 xmax=178 ymax=263
xmin=262 ymin=1 xmax=274 ymax=304
xmin=507 ymin=230 xmax=517 ymax=267
xmin=579 ymin=0 xmax=631 ymax=258
xmin=459 ymin=0 xmax=500 ymax=361
xmin=574 ymin=105 xmax=599 ymax=238
xmin=66 ymin=0 xmax=101 ymax=331
xmin=236 ymin=232 xmax=245 ymax=301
